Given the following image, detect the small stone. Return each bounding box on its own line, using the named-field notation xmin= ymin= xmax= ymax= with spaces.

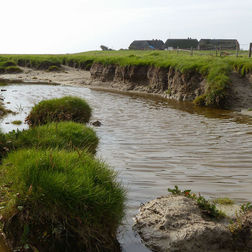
xmin=92 ymin=120 xmax=102 ymax=127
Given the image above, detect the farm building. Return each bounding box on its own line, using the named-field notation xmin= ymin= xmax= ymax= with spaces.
xmin=164 ymin=38 xmax=199 ymax=49
xmin=199 ymin=39 xmax=240 ymax=50
xmin=129 ymin=40 xmax=165 ymax=50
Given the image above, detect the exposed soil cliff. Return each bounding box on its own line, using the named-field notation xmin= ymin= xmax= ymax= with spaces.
xmin=226 ymin=72 xmax=252 ymax=110
xmin=1 ymin=64 xmax=251 ymax=112
xmin=90 ymin=63 xmax=206 ymax=102
xmin=90 ymin=63 xmax=252 ymax=112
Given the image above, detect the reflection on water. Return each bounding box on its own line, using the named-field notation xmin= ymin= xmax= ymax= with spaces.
xmin=0 ymin=84 xmax=252 ymax=252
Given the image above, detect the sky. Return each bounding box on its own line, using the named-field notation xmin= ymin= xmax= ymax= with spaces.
xmin=1 ymin=0 xmax=251 ymax=53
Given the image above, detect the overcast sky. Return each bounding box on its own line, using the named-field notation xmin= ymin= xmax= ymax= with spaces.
xmin=1 ymin=0 xmax=251 ymax=53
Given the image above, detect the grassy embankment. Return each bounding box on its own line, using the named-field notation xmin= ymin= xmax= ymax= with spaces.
xmin=0 ymin=96 xmax=125 ymax=251
xmin=1 ymin=51 xmax=252 ymax=107
xmin=0 ymin=58 xmax=22 ymax=74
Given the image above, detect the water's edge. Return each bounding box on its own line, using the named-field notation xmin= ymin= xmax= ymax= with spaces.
xmin=0 ymin=83 xmax=252 ymax=252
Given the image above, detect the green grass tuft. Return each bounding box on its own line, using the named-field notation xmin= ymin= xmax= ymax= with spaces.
xmin=0 ymin=60 xmax=22 ymax=74
xmin=193 ymin=94 xmax=206 ymax=106
xmin=47 ymin=65 xmax=61 ymax=72
xmin=213 ymin=197 xmax=234 ymax=205
xmin=0 ymin=149 xmax=125 ymax=251
xmin=11 ymin=120 xmax=22 ymax=125
xmin=0 ymin=130 xmax=10 ymax=162
xmin=5 ymin=66 xmax=23 ymax=73
xmin=6 ymin=121 xmax=99 ymax=154
xmin=26 ymin=96 xmax=92 ymax=126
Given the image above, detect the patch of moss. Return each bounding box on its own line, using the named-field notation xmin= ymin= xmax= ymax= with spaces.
xmin=47 ymin=65 xmax=61 ymax=72
xmin=11 ymin=120 xmax=22 ymax=125
xmin=213 ymin=197 xmax=234 ymax=205
xmin=193 ymin=94 xmax=206 ymax=106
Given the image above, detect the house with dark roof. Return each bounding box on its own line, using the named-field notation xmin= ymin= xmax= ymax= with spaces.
xmin=199 ymin=39 xmax=240 ymax=50
xmin=129 ymin=40 xmax=165 ymax=50
xmin=165 ymin=38 xmax=199 ymax=49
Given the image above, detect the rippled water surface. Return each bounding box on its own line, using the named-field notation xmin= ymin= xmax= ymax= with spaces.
xmin=0 ymin=84 xmax=252 ymax=251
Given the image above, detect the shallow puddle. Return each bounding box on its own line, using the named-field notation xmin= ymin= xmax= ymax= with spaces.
xmin=0 ymin=84 xmax=252 ymax=251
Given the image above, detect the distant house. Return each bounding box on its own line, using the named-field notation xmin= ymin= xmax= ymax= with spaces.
xmin=164 ymin=38 xmax=199 ymax=49
xmin=129 ymin=40 xmax=165 ymax=50
xmin=199 ymin=39 xmax=240 ymax=50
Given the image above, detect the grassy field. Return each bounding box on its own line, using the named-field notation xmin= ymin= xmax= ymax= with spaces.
xmin=1 ymin=50 xmax=252 ymax=107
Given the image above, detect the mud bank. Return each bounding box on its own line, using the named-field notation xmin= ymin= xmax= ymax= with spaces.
xmin=134 ymin=195 xmax=252 ymax=252
xmin=1 ymin=64 xmax=252 ymax=115
xmin=90 ymin=63 xmax=206 ymax=102
xmin=89 ymin=63 xmax=252 ymax=112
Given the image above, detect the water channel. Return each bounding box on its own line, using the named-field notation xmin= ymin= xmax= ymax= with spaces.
xmin=0 ymin=83 xmax=252 ymax=251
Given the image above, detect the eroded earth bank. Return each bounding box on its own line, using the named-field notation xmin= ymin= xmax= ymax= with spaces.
xmin=1 ymin=63 xmax=252 ymax=114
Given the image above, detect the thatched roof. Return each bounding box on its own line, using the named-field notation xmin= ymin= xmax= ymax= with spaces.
xmin=165 ymin=39 xmax=199 ymax=49
xmin=129 ymin=40 xmax=165 ymax=50
xmin=199 ymin=39 xmax=239 ymax=50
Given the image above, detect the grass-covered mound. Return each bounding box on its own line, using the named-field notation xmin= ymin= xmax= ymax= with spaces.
xmin=26 ymin=96 xmax=92 ymax=126
xmin=0 ymin=149 xmax=125 ymax=251
xmin=0 ymin=55 xmax=61 ymax=70
xmin=0 ymin=60 xmax=22 ymax=74
xmin=6 ymin=121 xmax=99 ymax=154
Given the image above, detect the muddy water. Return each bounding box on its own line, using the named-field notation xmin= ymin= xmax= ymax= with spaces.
xmin=0 ymin=84 xmax=252 ymax=252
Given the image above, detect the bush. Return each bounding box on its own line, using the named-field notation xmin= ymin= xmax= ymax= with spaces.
xmin=6 ymin=121 xmax=99 ymax=154
xmin=26 ymin=96 xmax=92 ymax=126
xmin=0 ymin=149 xmax=125 ymax=251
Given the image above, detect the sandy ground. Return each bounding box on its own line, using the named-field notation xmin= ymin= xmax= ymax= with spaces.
xmin=0 ymin=66 xmax=91 ymax=87
xmin=0 ymin=66 xmax=252 ymax=117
